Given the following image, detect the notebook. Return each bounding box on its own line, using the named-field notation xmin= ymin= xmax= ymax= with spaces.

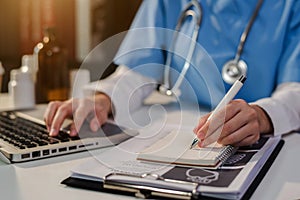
xmin=0 ymin=111 xmax=138 ymax=163
xmin=62 ymin=132 xmax=283 ymax=200
xmin=137 ymin=130 xmax=236 ymax=168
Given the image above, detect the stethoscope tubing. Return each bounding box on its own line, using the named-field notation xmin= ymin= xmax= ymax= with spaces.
xmin=160 ymin=0 xmax=264 ymax=95
xmin=163 ymin=0 xmax=202 ymax=93
xmin=234 ymin=0 xmax=264 ymax=62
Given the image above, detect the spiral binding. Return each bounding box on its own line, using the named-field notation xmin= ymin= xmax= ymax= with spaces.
xmin=216 ymin=145 xmax=237 ymax=166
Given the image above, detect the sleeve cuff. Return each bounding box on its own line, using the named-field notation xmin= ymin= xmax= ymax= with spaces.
xmin=254 ymin=98 xmax=291 ymax=136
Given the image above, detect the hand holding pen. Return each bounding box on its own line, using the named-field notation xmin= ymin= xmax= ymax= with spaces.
xmin=192 ymin=75 xmax=274 ymax=148
xmin=191 ymin=75 xmax=269 ymax=148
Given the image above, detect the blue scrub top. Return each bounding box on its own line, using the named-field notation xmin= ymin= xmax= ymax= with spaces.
xmin=114 ymin=0 xmax=300 ymax=108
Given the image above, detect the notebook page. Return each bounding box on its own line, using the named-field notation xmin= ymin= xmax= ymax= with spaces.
xmin=137 ymin=130 xmax=230 ymax=167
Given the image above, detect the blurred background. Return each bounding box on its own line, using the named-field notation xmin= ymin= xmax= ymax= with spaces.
xmin=0 ymin=0 xmax=142 ymax=93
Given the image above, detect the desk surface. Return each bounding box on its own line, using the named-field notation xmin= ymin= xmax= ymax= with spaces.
xmin=0 ymin=94 xmax=299 ymax=200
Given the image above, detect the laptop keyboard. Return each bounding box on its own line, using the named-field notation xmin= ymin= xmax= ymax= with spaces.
xmin=0 ymin=111 xmax=80 ymax=150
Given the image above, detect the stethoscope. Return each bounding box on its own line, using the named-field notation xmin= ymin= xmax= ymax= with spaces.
xmin=158 ymin=0 xmax=264 ymax=97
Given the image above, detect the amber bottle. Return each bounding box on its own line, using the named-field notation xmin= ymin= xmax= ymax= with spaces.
xmin=34 ymin=27 xmax=69 ymax=103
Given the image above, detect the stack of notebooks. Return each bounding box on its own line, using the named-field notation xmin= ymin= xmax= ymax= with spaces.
xmin=62 ymin=129 xmax=283 ymax=200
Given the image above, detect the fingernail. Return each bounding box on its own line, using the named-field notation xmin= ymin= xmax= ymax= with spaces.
xmin=70 ymin=129 xmax=77 ymax=136
xmin=49 ymin=128 xmax=57 ymax=136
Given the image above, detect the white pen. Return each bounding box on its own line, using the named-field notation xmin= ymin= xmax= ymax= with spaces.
xmin=190 ymin=75 xmax=247 ymax=149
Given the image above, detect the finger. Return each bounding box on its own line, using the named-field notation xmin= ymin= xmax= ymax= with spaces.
xmin=196 ymin=109 xmax=227 ymax=140
xmin=95 ymin=104 xmax=109 ymax=122
xmin=217 ymin=122 xmax=259 ymax=146
xmin=197 ymin=103 xmax=240 ymax=140
xmin=49 ymin=102 xmax=73 ymax=136
xmin=89 ymin=117 xmax=100 ymax=132
xmin=72 ymin=102 xmax=94 ymax=134
xmin=198 ymin=100 xmax=248 ymax=139
xmin=217 ymin=110 xmax=248 ymax=141
xmin=89 ymin=105 xmax=110 ymax=132
xmin=218 ymin=103 xmax=259 ymax=144
xmin=193 ymin=113 xmax=210 ymax=134
xmin=198 ymin=126 xmax=223 ymax=147
xmin=69 ymin=122 xmax=78 ymax=137
xmin=44 ymin=101 xmax=63 ymax=131
xmin=231 ymin=133 xmax=260 ymax=147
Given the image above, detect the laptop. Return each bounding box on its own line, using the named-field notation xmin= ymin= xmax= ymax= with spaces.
xmin=0 ymin=111 xmax=138 ymax=163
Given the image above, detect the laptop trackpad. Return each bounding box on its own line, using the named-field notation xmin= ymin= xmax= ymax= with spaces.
xmin=64 ymin=121 xmax=137 ymax=139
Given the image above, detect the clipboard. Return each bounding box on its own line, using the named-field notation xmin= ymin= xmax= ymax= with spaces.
xmin=61 ymin=139 xmax=284 ymax=200
xmin=103 ymin=172 xmax=199 ymax=199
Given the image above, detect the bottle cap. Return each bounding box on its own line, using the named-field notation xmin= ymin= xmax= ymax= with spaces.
xmin=10 ymin=69 xmax=32 ymax=81
xmin=22 ymin=55 xmax=37 ymax=73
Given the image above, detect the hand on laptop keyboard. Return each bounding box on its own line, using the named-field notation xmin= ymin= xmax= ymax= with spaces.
xmin=0 ymin=111 xmax=136 ymax=162
xmin=0 ymin=111 xmax=80 ymax=150
xmin=44 ymin=93 xmax=113 ymax=137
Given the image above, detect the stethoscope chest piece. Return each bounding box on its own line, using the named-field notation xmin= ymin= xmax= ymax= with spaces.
xmin=158 ymin=84 xmax=174 ymax=96
xmin=222 ymin=59 xmax=247 ymax=85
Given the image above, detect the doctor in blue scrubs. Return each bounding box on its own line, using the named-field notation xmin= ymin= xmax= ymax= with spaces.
xmin=44 ymin=0 xmax=300 ymax=147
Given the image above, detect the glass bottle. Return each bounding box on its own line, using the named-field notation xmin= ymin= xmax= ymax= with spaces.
xmin=9 ymin=68 xmax=35 ymax=109
xmin=34 ymin=27 xmax=69 ymax=103
xmin=0 ymin=61 xmax=4 ymax=92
